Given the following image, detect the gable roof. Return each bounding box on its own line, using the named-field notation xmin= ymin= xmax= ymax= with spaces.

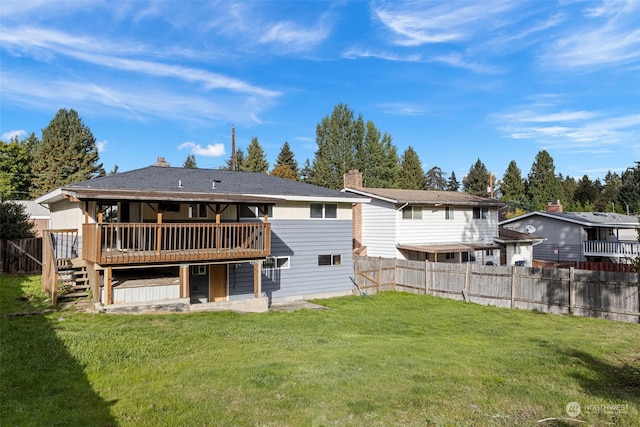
xmin=36 ymin=166 xmax=367 ymax=205
xmin=500 ymin=211 xmax=639 ymax=228
xmin=15 ymin=200 xmax=50 ymax=218
xmin=344 ymin=187 xmax=502 ymax=207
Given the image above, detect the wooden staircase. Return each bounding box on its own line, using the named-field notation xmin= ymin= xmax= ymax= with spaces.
xmin=56 ymin=259 xmax=90 ymax=302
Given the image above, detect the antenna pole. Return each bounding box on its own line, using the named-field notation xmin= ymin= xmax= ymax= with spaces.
xmin=231 ymin=125 xmax=237 ymax=171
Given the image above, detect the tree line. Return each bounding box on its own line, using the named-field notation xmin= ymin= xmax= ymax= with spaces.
xmin=2 ymin=105 xmax=639 ymax=216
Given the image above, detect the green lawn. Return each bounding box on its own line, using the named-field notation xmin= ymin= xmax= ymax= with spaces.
xmin=1 ymin=274 xmax=639 ymax=426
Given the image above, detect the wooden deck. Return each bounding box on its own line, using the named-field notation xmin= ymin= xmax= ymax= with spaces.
xmin=82 ymin=222 xmax=271 ymax=265
xmin=583 ymin=240 xmax=639 ymax=259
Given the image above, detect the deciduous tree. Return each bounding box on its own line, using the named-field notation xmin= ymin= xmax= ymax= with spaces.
xmin=0 ymin=134 xmax=36 ymax=200
xmin=0 ymin=201 xmax=36 ymax=239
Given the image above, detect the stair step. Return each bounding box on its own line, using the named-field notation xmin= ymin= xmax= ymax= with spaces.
xmin=58 ymin=291 xmax=89 ymax=299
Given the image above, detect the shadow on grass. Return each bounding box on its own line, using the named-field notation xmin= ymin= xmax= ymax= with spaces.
xmin=561 ymin=348 xmax=640 ymax=405
xmin=0 ymin=275 xmax=118 ymax=426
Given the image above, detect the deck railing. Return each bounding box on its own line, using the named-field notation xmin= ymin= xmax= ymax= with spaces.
xmin=82 ymin=222 xmax=271 ymax=264
xmin=583 ymin=240 xmax=640 ymax=259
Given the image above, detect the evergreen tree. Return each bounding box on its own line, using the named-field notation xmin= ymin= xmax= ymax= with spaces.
xmin=599 ymin=171 xmax=622 ymax=212
xmin=300 ymin=158 xmax=314 ymax=183
xmin=619 ymin=162 xmax=640 ymax=214
xmin=527 ymin=150 xmax=563 ymax=210
xmin=31 ymin=109 xmax=103 ymax=198
xmin=462 ymin=158 xmax=490 ymax=197
xmin=500 ymin=160 xmax=525 ymax=202
xmin=558 ymin=174 xmax=579 ymax=211
xmin=270 ymin=165 xmax=298 ymax=181
xmin=109 ymin=165 xmax=119 ymax=175
xmin=273 ymin=142 xmax=299 ymax=178
xmin=574 ymin=175 xmax=599 ymax=208
xmin=396 ymin=147 xmax=424 ymax=190
xmin=242 ymin=137 xmax=269 ymax=173
xmin=424 ymin=166 xmax=448 ymax=190
xmin=311 ymin=103 xmax=365 ymax=189
xmin=357 ymin=121 xmax=399 ymax=188
xmin=224 ymin=148 xmax=246 ymax=171
xmin=0 ymin=134 xmax=35 ymax=200
xmin=0 ymin=201 xmax=36 ymax=239
xmin=183 ymin=154 xmax=197 ymax=169
xmin=447 ymin=171 xmax=460 ymax=191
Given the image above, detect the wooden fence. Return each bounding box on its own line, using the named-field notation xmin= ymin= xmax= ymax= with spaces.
xmin=354 ymin=256 xmax=640 ymax=323
xmin=0 ymin=238 xmax=43 ymax=274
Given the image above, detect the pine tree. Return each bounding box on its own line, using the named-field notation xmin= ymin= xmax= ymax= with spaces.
xmin=424 ymin=166 xmax=448 ymax=190
xmin=300 ymin=158 xmax=314 ymax=183
xmin=224 ymin=148 xmax=246 ymax=171
xmin=619 ymin=162 xmax=640 ymax=214
xmin=311 ymin=103 xmax=365 ymax=189
xmin=447 ymin=171 xmax=460 ymax=191
xmin=600 ymin=171 xmax=622 ymax=212
xmin=462 ymin=158 xmax=490 ymax=196
xmin=31 ymin=109 xmax=103 ymax=198
xmin=0 ymin=134 xmax=35 ymax=200
xmin=359 ymin=122 xmax=399 ymax=188
xmin=500 ymin=160 xmax=525 ymax=202
xmin=527 ymin=150 xmax=563 ymax=210
xmin=242 ymin=137 xmax=269 ymax=173
xmin=396 ymin=147 xmax=424 ymax=190
xmin=273 ymin=142 xmax=299 ymax=178
xmin=183 ymin=154 xmax=197 ymax=168
xmin=574 ymin=175 xmax=599 ymax=208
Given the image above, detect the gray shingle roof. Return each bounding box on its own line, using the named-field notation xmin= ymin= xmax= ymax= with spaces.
xmin=500 ymin=211 xmax=639 ymax=228
xmin=345 ymin=187 xmax=502 ymax=206
xmin=63 ymin=166 xmax=359 ymax=200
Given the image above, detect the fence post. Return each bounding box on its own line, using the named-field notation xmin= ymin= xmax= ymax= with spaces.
xmin=378 ymin=257 xmax=382 ymax=294
xmin=464 ymin=263 xmax=471 ymax=302
xmin=425 ymin=260 xmax=430 ymax=296
xmin=569 ymin=267 xmax=575 ymax=315
xmin=511 ymin=265 xmax=517 ymax=309
xmin=393 ymin=258 xmax=397 ymax=291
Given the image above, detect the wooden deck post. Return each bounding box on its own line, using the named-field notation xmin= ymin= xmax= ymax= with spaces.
xmin=105 ymin=266 xmax=112 ymax=305
xmin=253 ymin=261 xmax=262 ymax=298
xmin=180 ymin=264 xmax=189 ymax=299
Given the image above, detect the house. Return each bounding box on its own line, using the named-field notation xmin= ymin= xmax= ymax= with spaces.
xmin=499 ymin=201 xmax=640 ymax=264
xmin=35 ymin=160 xmax=367 ymax=312
xmin=342 ymin=170 xmax=536 ymax=265
xmin=16 ymin=200 xmax=50 ymax=237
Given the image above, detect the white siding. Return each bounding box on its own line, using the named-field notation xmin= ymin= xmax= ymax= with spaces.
xmin=504 ymin=242 xmax=534 ymax=266
xmin=361 ymin=199 xmax=400 ymax=258
xmin=103 ymin=284 xmax=180 ymax=304
xmin=397 ymin=206 xmax=498 ymax=245
xmin=50 ymin=199 xmax=84 ymax=231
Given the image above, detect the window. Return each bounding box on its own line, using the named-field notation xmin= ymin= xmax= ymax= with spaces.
xmin=445 ymin=206 xmax=454 ymax=220
xmin=486 ymin=249 xmax=494 ymax=256
xmin=402 ymin=206 xmax=422 ymax=220
xmin=318 ymin=254 xmax=342 ymax=266
xmin=310 ymin=203 xmax=337 ymax=219
xmin=191 ymin=265 xmax=207 ymax=275
xmin=445 ymin=252 xmax=456 ymax=260
xmin=473 ymin=207 xmax=488 ymax=219
xmin=263 ymin=256 xmax=290 ymax=270
xmin=189 ymin=204 xmax=207 ymax=218
xmin=462 ymin=252 xmax=476 ymax=263
xmin=514 ymin=243 xmax=521 ymax=254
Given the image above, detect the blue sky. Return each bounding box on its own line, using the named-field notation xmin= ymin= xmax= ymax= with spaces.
xmin=1 ymin=0 xmax=638 ymax=183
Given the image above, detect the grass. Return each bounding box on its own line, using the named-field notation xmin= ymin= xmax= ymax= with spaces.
xmin=1 ymin=274 xmax=639 ymax=426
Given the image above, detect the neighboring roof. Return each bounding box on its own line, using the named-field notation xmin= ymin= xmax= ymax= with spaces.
xmin=15 ymin=200 xmax=50 ymax=218
xmin=35 ymin=166 xmax=368 ymax=205
xmin=397 ymin=242 xmax=501 ymax=254
xmin=500 ymin=211 xmax=639 ymax=228
xmin=345 ymin=187 xmax=502 ymax=207
xmin=495 ymin=226 xmax=543 ymax=243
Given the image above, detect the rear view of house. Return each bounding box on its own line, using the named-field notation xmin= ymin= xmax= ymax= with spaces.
xmin=35 ymin=161 xmax=365 ymax=311
xmin=500 ymin=201 xmax=639 ymax=264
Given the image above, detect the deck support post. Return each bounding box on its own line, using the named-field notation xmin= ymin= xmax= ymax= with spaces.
xmin=180 ymin=264 xmax=190 ymax=299
xmin=105 ymin=266 xmax=112 ymax=305
xmin=253 ymin=261 xmax=262 ymax=298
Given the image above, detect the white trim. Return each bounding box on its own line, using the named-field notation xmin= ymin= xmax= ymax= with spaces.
xmin=34 ymin=188 xmax=64 ymax=205
xmin=246 ymin=193 xmax=368 ymax=204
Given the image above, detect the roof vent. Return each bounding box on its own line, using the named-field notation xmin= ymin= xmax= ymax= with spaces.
xmin=212 ymin=179 xmax=221 ymax=190
xmin=178 ymin=179 xmax=183 ymax=189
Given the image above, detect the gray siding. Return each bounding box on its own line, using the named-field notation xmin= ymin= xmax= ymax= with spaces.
xmin=505 ymin=216 xmax=584 ymax=261
xmin=265 ymin=219 xmax=353 ymax=301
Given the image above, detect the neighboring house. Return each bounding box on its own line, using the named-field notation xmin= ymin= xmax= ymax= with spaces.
xmin=495 ymin=226 xmax=543 ymax=267
xmin=35 ymin=160 xmax=366 ymax=311
xmin=16 ymin=200 xmax=50 ymax=237
xmin=499 ymin=201 xmax=640 ymax=264
xmin=342 ymin=170 xmax=533 ymax=265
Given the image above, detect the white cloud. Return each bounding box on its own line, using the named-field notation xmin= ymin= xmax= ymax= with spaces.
xmin=1 ymin=129 xmax=27 ymax=140
xmin=96 ymin=140 xmax=107 ymax=153
xmin=259 ymin=18 xmax=331 ymax=52
xmin=179 ymin=142 xmax=226 ymax=157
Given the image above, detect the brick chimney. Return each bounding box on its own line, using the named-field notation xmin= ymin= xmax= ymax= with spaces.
xmin=343 ymin=170 xmax=365 ymax=254
xmin=343 ymin=169 xmax=363 ymax=189
xmin=153 ymin=156 xmax=171 ymax=167
xmin=546 ymin=200 xmax=563 ymax=213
